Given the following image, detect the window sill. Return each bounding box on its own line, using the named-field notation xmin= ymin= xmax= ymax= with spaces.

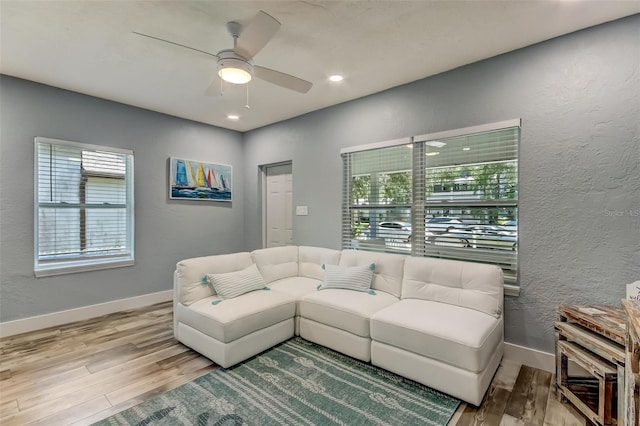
xmin=35 ymin=257 xmax=134 ymax=277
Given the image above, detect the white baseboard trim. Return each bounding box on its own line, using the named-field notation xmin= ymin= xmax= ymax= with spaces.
xmin=0 ymin=290 xmax=173 ymax=338
xmin=504 ymin=342 xmax=555 ymax=373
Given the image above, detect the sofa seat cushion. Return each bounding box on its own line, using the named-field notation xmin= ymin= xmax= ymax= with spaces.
xmin=299 ymin=289 xmax=399 ymax=337
xmin=370 ymin=299 xmax=503 ymax=373
xmin=269 ymin=276 xmax=320 ymax=299
xmin=177 ymin=291 xmax=296 ymax=343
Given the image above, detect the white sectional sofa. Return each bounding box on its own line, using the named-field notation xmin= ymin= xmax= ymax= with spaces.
xmin=173 ymin=245 xmax=504 ymax=406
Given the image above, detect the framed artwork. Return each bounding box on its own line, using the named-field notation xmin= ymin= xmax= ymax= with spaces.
xmin=169 ymin=157 xmax=232 ymax=202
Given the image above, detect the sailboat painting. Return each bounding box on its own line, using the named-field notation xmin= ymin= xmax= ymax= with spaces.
xmin=169 ymin=157 xmax=232 ymax=202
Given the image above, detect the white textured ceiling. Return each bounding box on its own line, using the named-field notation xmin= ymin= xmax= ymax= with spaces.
xmin=2 ymin=1 xmax=639 ymax=132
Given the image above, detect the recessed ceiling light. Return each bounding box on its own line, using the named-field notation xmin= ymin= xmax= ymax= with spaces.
xmin=425 ymin=152 xmax=440 ymax=156
xmin=462 ymin=147 xmax=471 ymax=151
xmin=227 ymin=114 xmax=240 ymax=120
xmin=329 ymin=74 xmax=344 ymax=82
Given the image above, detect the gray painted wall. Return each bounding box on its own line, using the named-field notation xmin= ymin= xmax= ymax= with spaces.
xmin=243 ymin=15 xmax=640 ymax=353
xmin=0 ymin=76 xmax=245 ymax=322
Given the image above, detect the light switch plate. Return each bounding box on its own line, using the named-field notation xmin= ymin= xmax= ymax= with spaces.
xmin=296 ymin=206 xmax=308 ymax=216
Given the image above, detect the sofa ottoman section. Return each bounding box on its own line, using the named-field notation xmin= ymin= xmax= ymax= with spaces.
xmin=371 ymin=339 xmax=503 ymax=407
xmin=369 ymin=255 xmax=505 ymax=405
xmin=370 ymin=299 xmax=503 ymax=373
xmin=370 ymin=298 xmax=504 ymax=405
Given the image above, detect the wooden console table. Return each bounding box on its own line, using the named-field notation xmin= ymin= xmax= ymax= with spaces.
xmin=555 ymin=304 xmax=627 ymax=426
xmin=622 ymin=300 xmax=640 ymax=426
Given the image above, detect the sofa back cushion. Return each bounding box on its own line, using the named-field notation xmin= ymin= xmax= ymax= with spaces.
xmin=298 ymin=246 xmax=341 ymax=280
xmin=176 ymin=252 xmax=254 ymax=305
xmin=251 ymin=246 xmax=299 ymax=284
xmin=338 ymin=250 xmax=405 ymax=298
xmin=402 ymin=256 xmax=503 ymax=317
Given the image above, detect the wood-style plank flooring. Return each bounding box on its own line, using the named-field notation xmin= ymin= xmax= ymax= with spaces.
xmin=0 ymin=302 xmax=592 ymax=426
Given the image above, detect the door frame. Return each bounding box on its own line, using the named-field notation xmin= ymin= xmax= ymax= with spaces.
xmin=260 ymin=161 xmax=293 ymax=248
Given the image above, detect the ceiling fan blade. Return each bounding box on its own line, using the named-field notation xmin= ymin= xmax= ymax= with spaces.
xmin=132 ymin=31 xmax=219 ymax=59
xmin=234 ymin=11 xmax=281 ymax=60
xmin=254 ymin=66 xmax=312 ymax=94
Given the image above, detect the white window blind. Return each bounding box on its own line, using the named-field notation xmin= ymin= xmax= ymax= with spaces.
xmin=342 ymin=120 xmax=520 ymax=285
xmin=342 ymin=144 xmax=413 ymax=254
xmin=417 ymin=125 xmax=519 ymax=284
xmin=34 ymin=137 xmax=134 ymax=277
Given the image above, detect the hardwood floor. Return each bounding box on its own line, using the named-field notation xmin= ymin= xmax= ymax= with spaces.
xmin=0 ymin=302 xmax=592 ymax=426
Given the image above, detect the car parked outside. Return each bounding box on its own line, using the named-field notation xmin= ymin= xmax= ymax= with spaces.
xmin=376 ymin=221 xmax=412 ymax=242
xmin=426 ymin=217 xmax=467 ymax=233
xmin=501 ymin=220 xmax=517 ymax=233
xmin=426 ymin=231 xmax=470 ymax=248
xmin=450 ymin=225 xmax=517 ymax=250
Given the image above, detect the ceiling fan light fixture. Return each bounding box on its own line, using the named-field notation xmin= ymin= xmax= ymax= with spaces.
xmin=218 ymin=58 xmax=253 ymax=84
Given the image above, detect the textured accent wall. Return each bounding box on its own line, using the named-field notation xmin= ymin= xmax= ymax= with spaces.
xmin=0 ymin=76 xmax=245 ymax=322
xmin=243 ymin=15 xmax=640 ymax=352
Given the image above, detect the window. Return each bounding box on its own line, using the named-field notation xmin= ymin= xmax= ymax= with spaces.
xmin=342 ymin=141 xmax=413 ymax=253
xmin=342 ymin=120 xmax=520 ymax=288
xmin=34 ymin=137 xmax=134 ymax=277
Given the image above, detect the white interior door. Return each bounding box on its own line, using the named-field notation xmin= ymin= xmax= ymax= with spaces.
xmin=265 ymin=163 xmax=293 ymax=248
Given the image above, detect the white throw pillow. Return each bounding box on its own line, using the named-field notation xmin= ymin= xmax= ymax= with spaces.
xmin=206 ymin=264 xmax=267 ymax=300
xmin=318 ymin=263 xmax=375 ymax=292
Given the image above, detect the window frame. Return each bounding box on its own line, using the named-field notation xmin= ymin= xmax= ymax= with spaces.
xmin=34 ymin=137 xmax=135 ymax=277
xmin=341 ymin=119 xmax=520 ymax=296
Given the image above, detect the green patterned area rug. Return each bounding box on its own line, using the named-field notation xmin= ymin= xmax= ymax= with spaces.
xmin=94 ymin=337 xmax=460 ymax=425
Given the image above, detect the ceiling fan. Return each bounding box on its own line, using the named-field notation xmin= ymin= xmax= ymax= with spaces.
xmin=133 ymin=10 xmax=313 ymax=94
